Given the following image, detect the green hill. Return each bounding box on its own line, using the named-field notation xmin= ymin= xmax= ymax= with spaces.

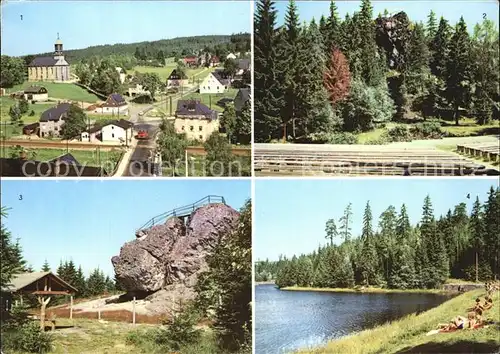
xmin=30 ymin=34 xmax=250 ymax=63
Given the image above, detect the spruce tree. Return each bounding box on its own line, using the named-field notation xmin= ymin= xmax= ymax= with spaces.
xmin=74 ymin=266 xmax=87 ymax=297
xmin=339 ymin=203 xmax=353 ymax=242
xmin=1 ymin=207 xmax=27 ymax=288
xmin=254 ymin=0 xmax=284 ymax=142
xmin=319 ymin=15 xmax=328 ymax=43
xmin=471 ymin=19 xmax=499 ymax=125
xmin=325 ymin=1 xmax=341 ymax=50
xmin=426 ymin=10 xmax=438 ymax=40
xmin=358 ymin=201 xmax=380 ymax=285
xmin=378 ymin=206 xmax=397 ymax=283
xmin=406 ymin=22 xmax=430 ymax=95
xmin=469 ymin=197 xmax=486 ymax=282
xmin=358 ymin=0 xmax=384 ymax=86
xmin=298 ymin=19 xmax=333 ymax=137
xmin=483 ymin=187 xmax=500 ymax=278
xmin=446 ymin=17 xmax=471 ymax=125
xmin=430 ymin=17 xmax=452 ymax=80
xmin=325 ymin=219 xmax=338 ymax=246
xmin=41 ymin=259 xmax=51 ymax=272
xmin=281 ymin=0 xmax=305 ymax=140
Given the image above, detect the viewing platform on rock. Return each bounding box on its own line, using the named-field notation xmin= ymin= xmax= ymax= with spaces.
xmin=136 ymin=195 xmax=226 ymax=234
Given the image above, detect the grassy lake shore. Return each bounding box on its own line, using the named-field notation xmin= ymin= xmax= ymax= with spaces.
xmin=298 ymin=289 xmax=499 ymax=354
xmin=281 ymin=286 xmax=447 ymax=294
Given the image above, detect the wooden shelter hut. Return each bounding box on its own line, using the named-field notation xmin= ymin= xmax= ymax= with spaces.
xmin=1 ymin=272 xmax=77 ymax=330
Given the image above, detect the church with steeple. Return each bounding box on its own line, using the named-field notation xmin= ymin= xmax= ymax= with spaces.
xmin=28 ymin=35 xmax=70 ymax=82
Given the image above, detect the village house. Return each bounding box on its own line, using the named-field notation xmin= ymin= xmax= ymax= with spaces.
xmin=167 ymin=69 xmax=189 ymax=88
xmin=94 ymin=93 xmax=128 ymax=115
xmin=115 ymin=67 xmax=126 ymax=84
xmin=226 ymin=53 xmax=237 ymax=60
xmin=39 ymin=102 xmax=72 ymax=138
xmin=209 ymin=56 xmax=220 ymax=67
xmin=81 ymin=119 xmax=133 ymax=144
xmin=183 ymin=56 xmax=198 ymax=67
xmin=234 ymin=88 xmax=250 ymax=113
xmin=199 ymin=70 xmax=230 ymax=94
xmin=28 ymin=36 xmax=70 ymax=82
xmin=174 ymin=100 xmax=219 ymax=141
xmin=23 ymin=86 xmax=49 ymax=102
xmin=235 ymin=59 xmax=251 ymax=77
xmin=127 ymin=83 xmax=150 ymax=97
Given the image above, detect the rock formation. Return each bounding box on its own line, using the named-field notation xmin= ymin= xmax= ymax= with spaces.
xmin=111 ymin=203 xmax=239 ymax=312
xmin=375 ymin=11 xmax=412 ymax=70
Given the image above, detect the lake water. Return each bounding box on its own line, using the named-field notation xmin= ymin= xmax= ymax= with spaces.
xmin=255 ymin=284 xmax=452 ymax=354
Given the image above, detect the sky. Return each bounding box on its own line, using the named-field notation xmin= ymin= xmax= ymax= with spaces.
xmin=1 ymin=179 xmax=250 ymax=277
xmin=254 ymin=178 xmax=499 ymax=261
xmin=1 ymin=1 xmax=252 ymax=56
xmin=273 ymin=0 xmax=499 ymax=30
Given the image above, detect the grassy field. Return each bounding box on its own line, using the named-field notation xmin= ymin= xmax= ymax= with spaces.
xmin=132 ymin=65 xmax=211 ymax=82
xmin=439 ymin=117 xmax=500 ymax=137
xmin=300 ymin=289 xmax=499 ymax=354
xmin=0 ymin=97 xmax=57 ymax=123
xmin=281 ymin=286 xmax=446 ymax=294
xmin=0 ymin=147 xmax=121 ymax=168
xmin=182 ymin=88 xmax=239 ymax=113
xmin=7 ymin=318 xmax=247 ymax=354
xmin=6 ymin=82 xmax=101 ymax=103
xmin=356 ymin=118 xmax=499 ymax=144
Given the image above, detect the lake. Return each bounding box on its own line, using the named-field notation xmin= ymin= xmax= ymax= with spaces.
xmin=255 ymin=284 xmax=453 ymax=354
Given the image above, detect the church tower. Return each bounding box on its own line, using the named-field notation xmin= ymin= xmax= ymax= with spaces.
xmin=54 ymin=34 xmax=64 ymax=61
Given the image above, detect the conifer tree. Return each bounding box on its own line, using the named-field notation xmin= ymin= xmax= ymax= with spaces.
xmin=430 ymin=17 xmax=452 ymax=80
xmin=298 ymin=19 xmax=334 ymax=137
xmin=325 ymin=1 xmax=341 ymax=50
xmin=406 ymin=22 xmax=430 ymax=94
xmin=469 ymin=197 xmax=485 ymax=282
xmin=446 ymin=17 xmax=471 ymax=125
xmin=74 ymin=266 xmax=87 ymax=297
xmin=325 ymin=219 xmax=338 ymax=246
xmin=339 ymin=203 xmax=353 ymax=242
xmin=41 ymin=259 xmax=51 ymax=272
xmin=426 ymin=10 xmax=438 ymax=40
xmin=324 ymin=48 xmax=351 ymax=106
xmin=358 ymin=201 xmax=380 ymax=285
xmin=254 ymin=0 xmax=284 ymax=142
xmin=483 ymin=187 xmax=500 ymax=278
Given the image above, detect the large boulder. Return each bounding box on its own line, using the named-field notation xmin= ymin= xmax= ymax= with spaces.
xmin=111 ymin=203 xmax=239 ymax=294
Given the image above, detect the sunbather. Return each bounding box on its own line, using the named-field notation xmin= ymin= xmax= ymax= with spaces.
xmin=483 ymin=297 xmax=493 ymax=310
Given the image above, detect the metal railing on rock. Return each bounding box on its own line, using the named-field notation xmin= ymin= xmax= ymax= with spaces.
xmin=136 ymin=195 xmax=225 ymax=231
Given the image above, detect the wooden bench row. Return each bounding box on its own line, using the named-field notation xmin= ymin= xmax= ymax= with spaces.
xmin=254 ymin=162 xmax=498 ymax=176
xmin=456 ymin=143 xmax=500 ymax=162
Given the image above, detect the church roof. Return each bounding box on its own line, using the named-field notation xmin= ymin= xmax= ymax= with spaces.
xmin=28 ymin=56 xmax=58 ymax=67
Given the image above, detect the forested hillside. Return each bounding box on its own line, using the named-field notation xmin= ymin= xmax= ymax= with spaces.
xmin=29 ymin=33 xmax=251 ymax=63
xmin=255 ymin=186 xmax=500 ymax=290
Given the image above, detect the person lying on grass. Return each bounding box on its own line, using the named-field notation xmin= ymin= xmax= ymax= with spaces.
xmin=427 ymin=310 xmax=485 ymax=335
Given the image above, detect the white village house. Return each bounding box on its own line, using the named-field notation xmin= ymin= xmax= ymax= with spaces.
xmin=199 ymin=70 xmax=230 ymax=94
xmin=226 ymin=53 xmax=237 ymax=60
xmin=94 ymin=93 xmax=128 ymax=115
xmin=23 ymin=86 xmax=49 ymax=102
xmin=81 ymin=119 xmax=133 ymax=144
